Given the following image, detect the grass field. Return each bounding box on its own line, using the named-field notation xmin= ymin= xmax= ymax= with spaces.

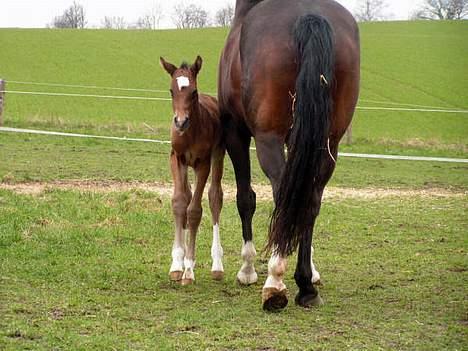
xmin=0 ymin=20 xmax=467 ymax=350
xmin=0 ymin=21 xmax=467 ymax=152
xmin=1 ymin=189 xmax=467 ymax=350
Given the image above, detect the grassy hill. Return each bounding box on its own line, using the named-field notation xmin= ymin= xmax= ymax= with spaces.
xmin=0 ymin=21 xmax=467 ymax=151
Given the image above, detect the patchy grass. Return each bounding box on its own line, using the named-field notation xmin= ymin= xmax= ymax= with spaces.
xmin=1 ymin=133 xmax=467 ymax=190
xmin=0 ymin=189 xmax=466 ymax=350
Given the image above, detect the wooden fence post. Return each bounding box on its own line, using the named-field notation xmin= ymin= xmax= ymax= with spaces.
xmin=344 ymin=121 xmax=353 ymax=144
xmin=0 ymin=79 xmax=5 ymax=126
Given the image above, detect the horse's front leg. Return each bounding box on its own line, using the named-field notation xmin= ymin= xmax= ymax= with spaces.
xmin=182 ymin=160 xmax=210 ymax=285
xmin=170 ymin=152 xmax=191 ymax=281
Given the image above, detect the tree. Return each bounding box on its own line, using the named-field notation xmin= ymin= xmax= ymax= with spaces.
xmin=354 ymin=0 xmax=388 ymax=22
xmin=215 ymin=3 xmax=235 ymax=27
xmin=414 ymin=0 xmax=468 ymax=19
xmin=172 ymin=3 xmax=209 ymax=29
xmin=102 ymin=16 xmax=126 ymax=29
xmin=136 ymin=2 xmax=165 ymax=29
xmin=52 ymin=1 xmax=87 ymax=28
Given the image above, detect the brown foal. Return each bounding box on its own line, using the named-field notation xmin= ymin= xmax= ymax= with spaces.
xmin=160 ymin=55 xmax=225 ymax=285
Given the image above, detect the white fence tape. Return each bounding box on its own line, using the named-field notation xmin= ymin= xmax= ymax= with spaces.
xmin=1 ymin=90 xmax=171 ymax=102
xmin=2 ymin=89 xmax=467 ymax=114
xmin=1 ymin=127 xmax=467 ymax=164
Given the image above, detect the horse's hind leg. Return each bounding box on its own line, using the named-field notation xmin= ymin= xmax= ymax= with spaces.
xmin=255 ymin=134 xmax=290 ymax=311
xmin=182 ymin=160 xmax=210 ymax=285
xmin=294 ymin=219 xmax=323 ymax=308
xmin=295 ymin=156 xmax=336 ymax=307
xmin=209 ymin=147 xmax=225 ymax=280
xmin=225 ymin=120 xmax=258 ymax=285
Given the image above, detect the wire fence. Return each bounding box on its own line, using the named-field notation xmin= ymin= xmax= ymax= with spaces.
xmin=2 ymin=79 xmax=468 ymax=114
xmin=1 ymin=79 xmax=467 ymax=164
xmin=1 ymin=126 xmax=467 ymax=164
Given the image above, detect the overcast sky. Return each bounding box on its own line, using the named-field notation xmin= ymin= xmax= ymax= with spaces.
xmin=1 ymin=0 xmax=425 ymax=28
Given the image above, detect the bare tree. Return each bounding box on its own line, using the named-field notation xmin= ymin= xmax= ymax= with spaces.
xmin=215 ymin=3 xmax=235 ymax=27
xmin=136 ymin=2 xmax=165 ymax=29
xmin=451 ymin=0 xmax=468 ymax=18
xmin=172 ymin=3 xmax=209 ymax=29
xmin=52 ymin=1 xmax=87 ymax=28
xmin=102 ymin=16 xmax=126 ymax=29
xmin=354 ymin=0 xmax=388 ymax=21
xmin=414 ymin=0 xmax=468 ymax=19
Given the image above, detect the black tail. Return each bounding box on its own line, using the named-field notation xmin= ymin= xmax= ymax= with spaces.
xmin=267 ymin=14 xmax=334 ymax=257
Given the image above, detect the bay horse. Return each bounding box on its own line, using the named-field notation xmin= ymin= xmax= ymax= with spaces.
xmin=160 ymin=56 xmax=225 ymax=285
xmin=218 ymin=0 xmax=360 ymax=311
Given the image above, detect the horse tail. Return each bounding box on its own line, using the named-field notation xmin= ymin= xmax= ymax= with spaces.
xmin=267 ymin=14 xmax=334 ymax=257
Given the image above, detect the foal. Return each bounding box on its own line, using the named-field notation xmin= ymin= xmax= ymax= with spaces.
xmin=160 ymin=56 xmax=225 ymax=285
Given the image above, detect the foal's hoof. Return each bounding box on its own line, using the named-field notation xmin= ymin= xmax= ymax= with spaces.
xmin=211 ymin=271 xmax=224 ymax=281
xmin=295 ymin=292 xmax=324 ymax=308
xmin=181 ymin=278 xmax=194 ymax=286
xmin=170 ymin=271 xmax=183 ymax=282
xmin=262 ymin=288 xmax=288 ymax=312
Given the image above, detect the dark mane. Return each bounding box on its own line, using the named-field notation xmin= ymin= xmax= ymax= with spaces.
xmin=180 ymin=62 xmax=190 ymax=69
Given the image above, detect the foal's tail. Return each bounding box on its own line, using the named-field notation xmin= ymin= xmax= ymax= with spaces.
xmin=267 ymin=14 xmax=334 ymax=257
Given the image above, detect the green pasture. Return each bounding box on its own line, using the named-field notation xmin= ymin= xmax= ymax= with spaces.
xmin=0 ymin=21 xmax=467 ymax=154
xmin=1 ymin=189 xmax=466 ymax=350
xmin=0 ymin=20 xmax=467 ymax=351
xmin=1 ymin=132 xmax=467 ymax=189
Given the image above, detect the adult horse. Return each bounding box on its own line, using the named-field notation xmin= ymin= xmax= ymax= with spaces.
xmin=218 ymin=0 xmax=360 ymax=311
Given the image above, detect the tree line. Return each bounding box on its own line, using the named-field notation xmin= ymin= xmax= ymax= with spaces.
xmin=51 ymin=1 xmax=234 ymax=29
xmin=51 ymin=0 xmax=467 ymax=29
xmin=355 ymin=0 xmax=467 ymax=22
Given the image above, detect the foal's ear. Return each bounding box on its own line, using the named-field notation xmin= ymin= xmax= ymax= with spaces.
xmin=160 ymin=57 xmax=177 ymax=76
xmin=191 ymin=55 xmax=203 ymax=77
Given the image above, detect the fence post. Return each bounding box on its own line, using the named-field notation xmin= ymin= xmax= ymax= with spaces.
xmin=344 ymin=121 xmax=353 ymax=144
xmin=0 ymin=79 xmax=5 ymax=126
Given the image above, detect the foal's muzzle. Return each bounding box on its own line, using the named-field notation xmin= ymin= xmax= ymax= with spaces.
xmin=173 ymin=116 xmax=190 ymax=132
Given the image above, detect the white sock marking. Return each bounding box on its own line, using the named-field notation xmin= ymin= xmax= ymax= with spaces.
xmin=170 ymin=246 xmax=185 ymax=273
xmin=211 ymin=223 xmax=224 ymax=272
xmin=183 ymin=258 xmax=195 ymax=281
xmin=176 ymin=76 xmax=190 ymax=90
xmin=311 ymin=246 xmax=321 ymax=284
xmin=263 ymin=254 xmax=287 ymax=291
xmin=237 ymin=241 xmax=258 ymax=284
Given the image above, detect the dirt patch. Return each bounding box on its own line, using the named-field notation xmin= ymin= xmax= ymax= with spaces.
xmin=1 ymin=180 xmax=466 ymax=200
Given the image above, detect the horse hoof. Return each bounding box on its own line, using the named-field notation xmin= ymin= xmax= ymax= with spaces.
xmin=295 ymin=292 xmax=324 ymax=308
xmin=237 ymin=271 xmax=258 ymax=286
xmin=211 ymin=271 xmax=224 ymax=281
xmin=181 ymin=278 xmax=194 ymax=286
xmin=262 ymin=288 xmax=288 ymax=312
xmin=170 ymin=271 xmax=183 ymax=281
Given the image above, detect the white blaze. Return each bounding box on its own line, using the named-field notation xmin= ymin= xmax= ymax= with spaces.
xmin=176 ymin=76 xmax=190 ymax=91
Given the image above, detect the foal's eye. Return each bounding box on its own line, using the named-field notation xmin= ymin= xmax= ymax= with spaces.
xmin=169 ymin=89 xmax=174 ymax=97
xmin=192 ymin=90 xmax=198 ymax=99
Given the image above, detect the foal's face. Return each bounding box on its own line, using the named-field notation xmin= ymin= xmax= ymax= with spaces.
xmin=160 ymin=56 xmax=203 ymax=134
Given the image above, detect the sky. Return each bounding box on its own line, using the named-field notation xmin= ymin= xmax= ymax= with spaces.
xmin=1 ymin=0 xmax=425 ymax=28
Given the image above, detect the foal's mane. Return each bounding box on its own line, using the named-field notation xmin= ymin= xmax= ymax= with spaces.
xmin=179 ymin=62 xmax=190 ymax=70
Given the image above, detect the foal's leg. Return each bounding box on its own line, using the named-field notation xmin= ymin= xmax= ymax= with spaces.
xmin=255 ymin=134 xmax=290 ymax=311
xmin=225 ymin=121 xmax=258 ymax=285
xmin=169 ymin=153 xmax=191 ymax=281
xmin=182 ymin=160 xmax=210 ymax=285
xmin=209 ymin=147 xmax=225 ymax=280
